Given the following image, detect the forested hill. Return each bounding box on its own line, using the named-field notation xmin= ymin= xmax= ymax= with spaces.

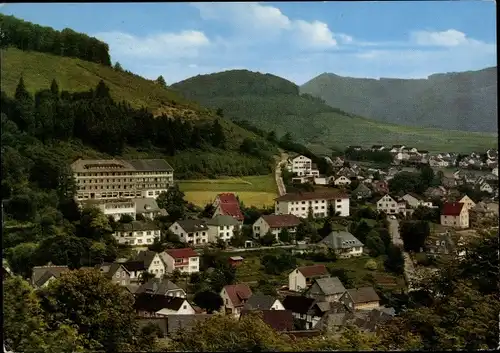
xmin=171 ymin=70 xmax=497 ymax=153
xmin=300 ymin=67 xmax=498 ymax=132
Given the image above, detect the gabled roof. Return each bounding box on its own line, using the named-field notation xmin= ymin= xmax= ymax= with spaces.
xmin=134 ymin=293 xmax=187 ymax=313
xmin=311 ymin=277 xmax=346 ymax=296
xmin=217 ymin=203 xmax=245 ymax=221
xmin=134 ymin=250 xmax=158 ymax=268
xmin=133 ymin=197 xmax=166 ymax=214
xmin=295 ymin=264 xmax=329 ymax=278
xmin=135 ymin=277 xmax=183 ymax=296
xmin=282 ymin=295 xmax=316 ymax=314
xmin=261 ymin=214 xmax=301 ymax=228
xmin=345 ymin=287 xmax=380 ymax=304
xmin=127 ymin=159 xmax=174 ymax=172
xmin=223 ymin=284 xmax=252 ymax=307
xmin=216 ymin=193 xmax=239 ymax=204
xmin=123 ymin=260 xmax=146 ymax=272
xmin=352 ymin=183 xmax=372 ymax=194
xmin=404 ymin=192 xmax=423 ymax=201
xmin=205 ymin=214 xmax=240 ymax=226
xmin=243 ymin=294 xmax=277 ymax=311
xmin=275 ymin=190 xmax=348 ymax=202
xmin=240 ymin=310 xmax=294 ymax=332
xmin=98 ymin=262 xmax=129 ymax=279
xmin=116 ymin=220 xmax=159 ymax=232
xmin=164 ymin=248 xmax=198 ymax=259
xmin=442 ymin=202 xmax=465 ymax=216
xmin=319 ymin=231 xmax=364 ymax=249
xmin=31 ymin=265 xmax=69 ymax=287
xmin=175 ymin=219 xmax=209 ymax=233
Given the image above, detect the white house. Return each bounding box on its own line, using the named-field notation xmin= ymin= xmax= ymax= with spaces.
xmin=289 ymin=155 xmax=313 ymax=176
xmin=243 ymin=294 xmax=286 ymax=311
xmin=288 ymin=265 xmax=329 ymax=292
xmin=333 ymin=176 xmax=351 ymax=186
xmin=169 ymin=219 xmax=209 ymax=246
xmin=252 ymin=214 xmax=301 ymax=240
xmin=459 ymin=195 xmax=476 ymax=212
xmin=134 ymin=197 xmax=168 ymax=220
xmin=123 ymin=250 xmax=166 ymax=281
xmin=113 ymin=220 xmax=161 ymax=246
xmin=134 ymin=294 xmax=195 ymax=317
xmin=83 ymin=199 xmax=136 ymax=221
xmin=220 ymin=284 xmax=253 ymax=317
xmin=205 ymin=215 xmax=240 ymax=244
xmin=318 ymin=231 xmax=364 ymax=259
xmin=160 ymin=248 xmax=200 ymax=275
xmin=377 ymin=194 xmax=409 ymax=215
xmin=275 ymin=191 xmax=350 ymax=218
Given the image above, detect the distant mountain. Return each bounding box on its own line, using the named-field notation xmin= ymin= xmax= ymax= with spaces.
xmin=171 ymin=70 xmax=497 ymax=153
xmin=300 ymin=67 xmax=497 ymax=132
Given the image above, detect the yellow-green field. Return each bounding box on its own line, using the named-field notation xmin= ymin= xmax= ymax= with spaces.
xmin=177 ymin=174 xmax=278 ymax=207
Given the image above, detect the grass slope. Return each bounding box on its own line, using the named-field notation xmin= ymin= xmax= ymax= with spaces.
xmin=171 ymin=69 xmax=497 ymax=153
xmin=300 ymin=67 xmax=498 ymax=132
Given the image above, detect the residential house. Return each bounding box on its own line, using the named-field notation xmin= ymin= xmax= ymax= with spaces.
xmin=123 ymin=250 xmax=166 ymax=281
xmin=440 ymin=202 xmax=469 ymax=229
xmin=337 ymin=167 xmax=357 ymax=179
xmin=351 ymin=183 xmax=373 ymax=200
xmin=160 ymin=248 xmax=200 ymax=275
xmin=82 ymin=198 xmax=137 ymax=221
xmin=424 ymin=186 xmax=447 ymax=199
xmin=319 ymin=307 xmax=394 ymax=334
xmin=113 ymin=220 xmax=161 ymax=246
xmin=275 ymin=190 xmax=350 ymax=218
xmin=339 ymin=287 xmax=380 ymax=311
xmin=309 ymin=163 xmax=320 ymax=177
xmin=97 ymin=263 xmax=131 ymax=286
xmin=459 ymin=195 xmax=476 ymax=212
xmin=134 ymin=197 xmax=168 ymax=219
xmin=402 ymin=193 xmax=434 ymax=209
xmin=240 ymin=310 xmax=294 ymax=332
xmin=318 ymin=231 xmax=364 ymax=258
xmin=305 ymin=277 xmax=346 ymax=303
xmin=288 ymin=155 xmax=313 ymax=176
xmin=220 ymin=284 xmax=253 ymax=317
xmin=135 ymin=277 xmax=186 ymax=298
xmin=313 ymin=175 xmax=331 ymax=185
xmin=212 ymin=193 xmax=245 ymax=223
xmin=282 ymin=295 xmax=326 ymax=330
xmin=252 ymin=214 xmax=301 ymax=240
xmin=205 ymin=215 xmax=240 ymax=244
xmin=371 ymin=180 xmax=389 ymax=195
xmin=243 ymin=294 xmax=285 ymax=311
xmin=429 ymin=157 xmax=449 ymax=168
xmin=376 ymin=194 xmax=408 ymax=215
xmin=169 ymin=219 xmax=209 ymax=246
xmin=137 ymin=315 xmax=213 ymax=338
xmin=31 ymin=265 xmax=69 ymax=288
xmin=134 ymin=293 xmax=195 ymax=317
xmin=426 ymin=233 xmax=457 ymax=258
xmin=334 ymin=176 xmax=352 ymax=186
xmin=288 ymin=264 xmax=329 ymax=292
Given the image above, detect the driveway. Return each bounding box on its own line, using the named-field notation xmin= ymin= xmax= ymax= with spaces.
xmin=275 ymin=150 xmax=288 ymax=196
xmin=387 ymin=217 xmax=404 ymax=247
xmin=387 ymin=216 xmax=417 ymax=290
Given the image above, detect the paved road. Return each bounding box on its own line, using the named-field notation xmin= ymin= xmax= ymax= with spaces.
xmin=387 ymin=217 xmax=417 ymax=291
xmin=223 ymin=244 xmax=297 ymax=253
xmin=275 ymin=150 xmax=288 ymax=196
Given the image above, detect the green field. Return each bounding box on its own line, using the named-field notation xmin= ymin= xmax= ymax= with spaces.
xmin=177 ymin=175 xmax=278 ymax=207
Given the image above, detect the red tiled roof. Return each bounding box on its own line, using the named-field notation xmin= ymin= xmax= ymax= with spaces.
xmin=217 ymin=193 xmax=239 ymax=204
xmin=165 ymin=248 xmax=198 ymax=259
xmin=219 ymin=203 xmax=245 ymax=221
xmin=442 ymin=202 xmax=465 ymax=216
xmin=262 ymin=214 xmax=301 ymax=228
xmin=275 ymin=191 xmax=348 ymax=202
xmin=223 ymin=284 xmax=252 ymax=307
xmin=297 ymin=265 xmax=328 ymax=278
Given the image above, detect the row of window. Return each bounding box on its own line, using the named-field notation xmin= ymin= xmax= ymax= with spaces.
xmin=79 ymin=184 xmax=169 ymax=190
xmin=118 ymin=230 xmax=161 ymax=236
xmin=79 ymin=177 xmax=171 ymax=183
xmin=76 ymin=171 xmax=172 ymax=177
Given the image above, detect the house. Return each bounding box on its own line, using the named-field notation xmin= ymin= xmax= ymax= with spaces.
xmin=275 ymin=190 xmax=350 ymax=218
xmin=459 ymin=195 xmax=476 ymax=212
xmin=160 ymin=248 xmax=200 ymax=275
xmin=339 ymin=287 xmax=380 ymax=311
xmin=309 ymin=163 xmax=320 ymax=177
xmin=424 ymin=186 xmax=447 ymax=199
xmin=282 ymin=295 xmax=326 ymax=329
xmin=134 ymin=197 xmax=168 ymax=219
xmin=492 ymin=167 xmax=498 ymax=176
xmin=333 ymin=176 xmax=351 ymax=186
xmin=228 ymin=256 xmax=244 ymax=267
xmin=31 ymin=265 xmax=69 ymax=288
xmin=441 ymin=176 xmax=457 ymax=188
xmin=313 ymin=175 xmax=330 ymax=185
xmin=82 ymin=199 xmax=137 ymax=221
xmin=371 ymin=180 xmax=389 ymax=194
xmin=243 ymin=294 xmax=285 ymax=311
xmin=288 ymin=155 xmax=313 ymax=176
xmin=240 ymin=310 xmax=294 ymax=332
xmin=351 ymin=183 xmax=372 ymax=200
xmin=123 ymin=250 xmax=166 ymax=281
xmin=370 ymin=145 xmax=385 ymax=152
xmin=319 ymin=307 xmax=394 ymax=334
xmin=134 ymin=277 xmax=186 ymax=298
xmin=479 ymin=181 xmax=495 ymax=194
xmin=205 ymin=215 xmax=240 ymax=244
xmin=426 ymin=233 xmax=457 ymax=258
xmin=318 ymin=231 xmax=364 ymax=258
xmin=220 ymin=284 xmax=253 ymax=317
xmin=376 ymin=194 xmax=407 ymax=215
xmin=169 ymin=219 xmax=209 ymax=246
xmin=389 ymin=145 xmax=405 ymax=153
xmin=97 ymin=262 xmax=131 ymax=286
xmin=440 ymin=202 xmax=469 ymax=229
xmin=113 ymin=220 xmax=161 ymax=246
xmin=288 ymin=265 xmax=329 ymax=292
xmin=252 ymin=214 xmax=301 ymax=240
xmin=134 ymin=293 xmax=195 ymax=317
xmin=401 ymin=193 xmax=424 ymax=208
xmin=304 ymin=277 xmax=346 ymax=303
xmin=137 ymin=315 xmax=213 ymax=338
xmin=212 ymin=193 xmax=245 ymax=223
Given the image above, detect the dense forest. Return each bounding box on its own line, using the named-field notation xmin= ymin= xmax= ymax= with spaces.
xmin=0 ymin=14 xmax=111 ymax=66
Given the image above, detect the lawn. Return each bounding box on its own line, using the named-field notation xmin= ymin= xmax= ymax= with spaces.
xmin=177 ymin=174 xmax=278 ymax=207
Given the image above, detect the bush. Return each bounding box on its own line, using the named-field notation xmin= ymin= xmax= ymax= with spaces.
xmin=415 ymin=252 xmax=431 ymax=266
xmin=365 ymin=259 xmax=378 ymax=271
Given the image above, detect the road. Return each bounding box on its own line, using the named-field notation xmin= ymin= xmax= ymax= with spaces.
xmin=275 ymin=150 xmax=288 ymax=196
xmin=387 ymin=217 xmax=417 ymax=291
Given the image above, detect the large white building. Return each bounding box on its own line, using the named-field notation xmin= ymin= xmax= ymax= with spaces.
xmin=71 ymin=158 xmax=174 ymax=202
xmin=169 ymin=219 xmax=209 ymax=246
xmin=113 ymin=220 xmax=161 ymax=246
xmin=275 ymin=191 xmax=350 ymax=218
xmin=82 ymin=197 xmax=167 ymax=221
xmin=160 ymin=248 xmax=200 ymax=274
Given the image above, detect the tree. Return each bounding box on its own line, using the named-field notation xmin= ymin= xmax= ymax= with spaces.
xmin=50 ymin=79 xmax=59 ymax=96
xmin=114 ymin=62 xmax=123 ymax=71
xmin=118 ymin=214 xmax=134 ymax=223
xmin=318 ymin=218 xmax=333 ymax=238
xmin=261 ymin=252 xmax=296 ymax=275
xmin=418 ymin=165 xmax=435 ymax=190
xmin=328 ymin=267 xmax=355 ymax=288
xmin=210 ymin=119 xmax=226 ymax=148
xmin=156 ymin=75 xmax=167 ymax=87
xmin=400 ymin=221 xmax=430 ymax=252
xmin=307 ymin=205 xmax=314 ymax=221
xmin=39 ymin=268 xmax=137 ymax=352
xmin=229 ymin=228 xmax=246 ymax=248
xmin=139 ymin=271 xmax=156 ymax=284
xmin=5 ymin=242 xmax=38 ymax=278
xmin=351 ymin=220 xmax=371 ymax=244
xmin=260 ymin=230 xmax=276 ymax=246
xmin=199 ymin=202 xmax=215 ymax=218
xmin=209 ymin=263 xmax=236 ymax=292
xmin=157 ymin=186 xmax=187 ymax=221
xmin=384 ymin=244 xmax=404 ymax=275
xmin=364 ymin=259 xmax=378 ymax=271
xmin=278 ymin=227 xmax=291 ymax=243
xmin=216 ymin=108 xmax=224 ymax=117
xmin=193 ymin=290 xmax=223 ymax=314
xmin=365 ymin=230 xmax=385 ymax=257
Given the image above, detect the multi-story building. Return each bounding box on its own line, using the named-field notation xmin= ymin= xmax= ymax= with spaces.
xmin=440 ymin=202 xmax=469 ymax=229
xmin=160 ymin=248 xmax=200 ymax=274
xmin=252 ymin=214 xmax=301 ymax=240
xmin=82 ymin=199 xmax=136 ymax=221
xmin=113 ymin=220 xmax=161 ymax=246
xmin=275 ymin=191 xmax=350 ymax=218
xmin=71 ymin=158 xmax=174 ymax=202
xmin=169 ymin=219 xmax=209 ymax=246
xmin=288 ymin=155 xmax=312 ymax=176
xmin=376 ymin=194 xmax=408 ymax=215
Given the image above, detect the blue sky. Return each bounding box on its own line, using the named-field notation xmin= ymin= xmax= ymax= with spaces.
xmin=1 ymin=1 xmax=496 ymax=84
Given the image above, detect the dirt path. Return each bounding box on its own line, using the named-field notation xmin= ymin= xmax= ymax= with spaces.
xmin=275 ymin=149 xmax=288 ymax=196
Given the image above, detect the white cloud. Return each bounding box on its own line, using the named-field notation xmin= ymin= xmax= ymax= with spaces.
xmin=294 ymin=20 xmax=337 ymax=49
xmin=410 ymin=29 xmax=473 ymax=47
xmin=94 ymin=30 xmax=211 ymax=59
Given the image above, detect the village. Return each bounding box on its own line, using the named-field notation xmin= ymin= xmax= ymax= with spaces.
xmin=9 ymin=144 xmax=499 ymax=340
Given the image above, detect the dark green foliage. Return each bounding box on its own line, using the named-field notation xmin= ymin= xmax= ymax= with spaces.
xmin=260 ymin=231 xmax=276 ymax=246
xmin=156 ymin=75 xmax=166 ymax=87
xmin=0 ymin=14 xmax=111 ymax=66
xmin=351 ymin=220 xmax=371 ymax=244
xmin=411 ymin=206 xmax=440 ymax=223
xmin=400 ymin=221 xmax=430 ymax=252
xmin=193 ymin=290 xmax=223 ymax=313
xmin=365 ymin=230 xmax=386 ymax=257
xmin=384 ymin=244 xmax=405 ymax=275
xmin=260 ymin=251 xmax=297 ymax=275
xmin=345 ymin=148 xmax=393 ymax=164
xmin=278 ymin=228 xmax=292 ymax=243
xmin=388 ymin=171 xmax=426 ymax=195
xmin=327 ymin=267 xmax=355 ymax=288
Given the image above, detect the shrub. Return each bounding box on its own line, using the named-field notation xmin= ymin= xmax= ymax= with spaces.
xmin=365 ymin=259 xmax=378 ymax=271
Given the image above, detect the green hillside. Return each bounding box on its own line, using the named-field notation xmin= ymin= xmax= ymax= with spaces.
xmin=171 ymin=70 xmax=498 ymax=153
xmin=300 ymin=67 xmax=497 ymax=132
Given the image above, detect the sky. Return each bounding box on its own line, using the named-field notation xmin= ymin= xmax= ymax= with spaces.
xmin=1 ymin=1 xmax=497 ymax=85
